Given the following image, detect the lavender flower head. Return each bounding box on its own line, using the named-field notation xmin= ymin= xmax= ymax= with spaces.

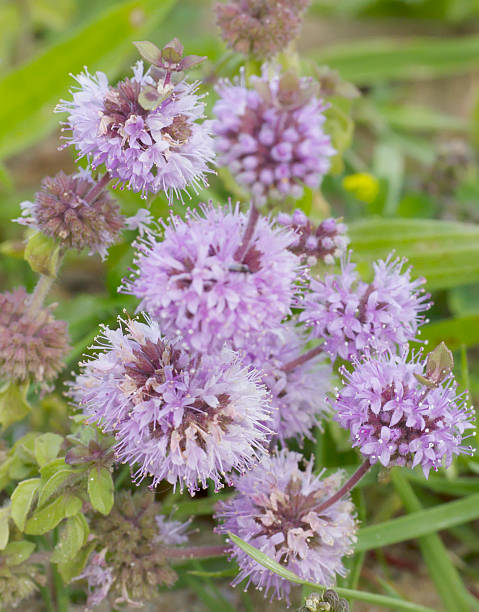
xmin=239 ymin=324 xmax=332 ymax=443
xmin=16 ymin=171 xmax=124 ymax=259
xmin=56 ymin=40 xmax=214 ymax=201
xmin=216 ymin=0 xmax=311 ymax=59
xmin=277 ymin=209 xmax=349 ymax=265
xmin=124 ymin=203 xmax=301 ymax=352
xmin=70 ymin=316 xmax=272 ymax=493
xmin=213 ymin=69 xmax=334 ymax=205
xmin=215 ymin=450 xmax=357 ymax=602
xmin=334 ymin=350 xmax=476 ymax=476
xmin=0 ymin=288 xmax=70 ymax=384
xmin=299 ymin=255 xmax=431 ymax=360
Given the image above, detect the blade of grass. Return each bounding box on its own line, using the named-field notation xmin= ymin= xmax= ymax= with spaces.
xmin=391 ymin=470 xmax=479 ymax=612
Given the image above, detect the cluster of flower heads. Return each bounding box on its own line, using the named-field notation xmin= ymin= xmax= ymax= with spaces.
xmin=277 ymin=208 xmax=349 ymax=264
xmin=215 ymin=450 xmax=357 ymax=602
xmin=334 ymin=349 xmax=476 ymax=476
xmin=213 ymin=69 xmax=334 ymax=205
xmin=78 ymin=491 xmax=190 ymax=608
xmin=16 ymin=171 xmax=124 ymax=259
xmin=71 ymin=316 xmax=272 ymax=493
xmin=56 ymin=39 xmax=214 ymax=200
xmin=0 ymin=288 xmax=70 ymax=384
xmin=216 ymin=0 xmax=311 ymax=59
xmin=299 ymin=255 xmax=432 ymax=360
xmin=124 ymin=203 xmax=301 ymax=352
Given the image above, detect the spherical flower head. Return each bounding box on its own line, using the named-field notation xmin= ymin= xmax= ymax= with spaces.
xmin=215 ymin=450 xmax=357 ymax=602
xmin=124 ymin=203 xmax=301 ymax=352
xmin=56 ymin=59 xmax=214 ymax=201
xmin=70 ymin=316 xmax=272 ymax=494
xmin=333 ymin=350 xmax=476 ymax=477
xmin=239 ymin=324 xmax=332 ymax=443
xmin=216 ymin=0 xmax=311 ymax=59
xmin=0 ymin=288 xmax=70 ymax=384
xmin=213 ymin=69 xmax=334 ymax=205
xmin=277 ymin=210 xmax=349 ymax=265
xmin=80 ymin=491 xmax=190 ymax=608
xmin=16 ymin=171 xmax=124 ymax=259
xmin=299 ymin=254 xmax=431 ymax=360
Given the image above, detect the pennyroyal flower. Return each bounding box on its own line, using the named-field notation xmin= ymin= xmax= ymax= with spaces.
xmin=215 ymin=450 xmax=357 ymax=602
xmin=333 ymin=350 xmax=476 ymax=476
xmin=71 ymin=316 xmax=272 ymax=493
xmin=213 ymin=69 xmax=334 ymax=205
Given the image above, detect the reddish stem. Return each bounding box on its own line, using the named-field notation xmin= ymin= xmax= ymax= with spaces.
xmin=313 ymin=460 xmax=372 ymax=514
xmin=234 ymin=204 xmax=260 ymax=262
xmin=281 ymin=345 xmax=324 ymax=373
xmin=85 ymin=173 xmax=111 ymax=205
xmin=165 ymin=545 xmax=228 ymax=560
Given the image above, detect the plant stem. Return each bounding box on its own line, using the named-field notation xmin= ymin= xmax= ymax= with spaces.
xmin=166 ymin=545 xmax=228 ymax=560
xmin=282 ymin=345 xmax=324 ymax=373
xmin=27 ymin=274 xmax=55 ymax=315
xmin=313 ymin=460 xmax=372 ymax=514
xmin=52 ymin=565 xmax=69 ymax=612
xmin=234 ymin=204 xmax=259 ymax=262
xmin=85 ymin=172 xmax=111 ymax=204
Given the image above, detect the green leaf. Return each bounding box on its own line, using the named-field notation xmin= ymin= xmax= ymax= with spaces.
xmin=228 ymin=533 xmax=438 ymax=612
xmin=312 ymin=35 xmax=479 ymax=85
xmin=24 ymin=233 xmax=61 ymax=277
xmin=0 ymin=506 xmax=10 ymax=550
xmin=420 ymin=314 xmax=479 ymax=351
xmin=357 ymin=493 xmax=479 ymax=552
xmin=3 ymin=540 xmax=36 ymax=566
xmin=88 ymin=467 xmax=113 ymax=515
xmin=0 ymin=381 xmax=31 ymax=429
xmin=0 ymin=0 xmax=177 ymax=161
xmin=24 ymin=493 xmax=80 ymax=535
xmin=37 ymin=468 xmax=76 ymax=509
xmin=51 ymin=513 xmax=89 ymax=564
xmin=11 ymin=478 xmax=40 ymax=531
xmin=34 ymin=433 xmax=64 ymax=468
xmin=57 ymin=540 xmax=96 ymax=583
xmin=349 ymin=218 xmax=479 ymax=290
xmin=391 ymin=470 xmax=478 ymax=612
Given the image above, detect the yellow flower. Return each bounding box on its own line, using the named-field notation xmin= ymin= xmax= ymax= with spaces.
xmin=342 ymin=172 xmax=379 ymax=204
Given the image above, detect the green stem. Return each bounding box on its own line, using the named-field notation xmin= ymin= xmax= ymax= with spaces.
xmin=27 ymin=274 xmax=55 ymax=314
xmin=53 ymin=564 xmax=69 ymax=612
xmin=37 ymin=583 xmax=55 ymax=612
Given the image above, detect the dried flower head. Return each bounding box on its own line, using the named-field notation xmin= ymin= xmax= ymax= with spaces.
xmin=0 ymin=288 xmax=70 ymax=384
xmin=239 ymin=325 xmax=332 ymax=443
xmin=17 ymin=171 xmax=124 ymax=259
xmin=215 ymin=450 xmax=357 ymax=602
xmin=277 ymin=210 xmax=349 ymax=265
xmin=334 ymin=350 xmax=476 ymax=477
xmin=56 ymin=40 xmax=214 ymax=201
xmin=124 ymin=203 xmax=300 ymax=352
xmin=71 ymin=316 xmax=272 ymax=493
xmin=213 ymin=69 xmax=334 ymax=205
xmin=299 ymin=255 xmax=431 ymax=361
xmin=216 ymin=0 xmax=311 ymax=59
xmin=0 ymin=548 xmax=41 ymax=609
xmin=79 ymin=491 xmax=190 ymax=608
xmin=301 ymin=590 xmax=350 ymax=612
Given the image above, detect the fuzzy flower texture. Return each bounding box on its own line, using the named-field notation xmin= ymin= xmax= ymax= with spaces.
xmin=56 ymin=39 xmax=214 ymax=200
xmin=71 ymin=317 xmax=271 ymax=493
xmin=213 ymin=69 xmax=334 ymax=205
xmin=334 ymin=351 xmax=476 ymax=476
xmin=16 ymin=171 xmax=124 ymax=259
xmin=299 ymin=255 xmax=431 ymax=360
xmin=216 ymin=450 xmax=357 ymax=602
xmin=125 ymin=203 xmax=300 ymax=352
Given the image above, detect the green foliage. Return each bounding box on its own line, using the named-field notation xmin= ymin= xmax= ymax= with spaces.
xmin=87 ymin=466 xmax=114 ymax=515
xmin=0 ymin=382 xmax=31 ymax=430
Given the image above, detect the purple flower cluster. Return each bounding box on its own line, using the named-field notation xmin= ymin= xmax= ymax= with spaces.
xmin=334 ymin=351 xmax=475 ymax=476
xmin=56 ymin=61 xmax=214 ymax=200
xmin=239 ymin=325 xmax=332 ymax=443
xmin=215 ymin=450 xmax=357 ymax=602
xmin=71 ymin=317 xmax=272 ymax=493
xmin=213 ymin=70 xmax=334 ymax=205
xmin=277 ymin=209 xmax=349 ymax=264
xmin=124 ymin=203 xmax=300 ymax=352
xmin=299 ymin=255 xmax=431 ymax=360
